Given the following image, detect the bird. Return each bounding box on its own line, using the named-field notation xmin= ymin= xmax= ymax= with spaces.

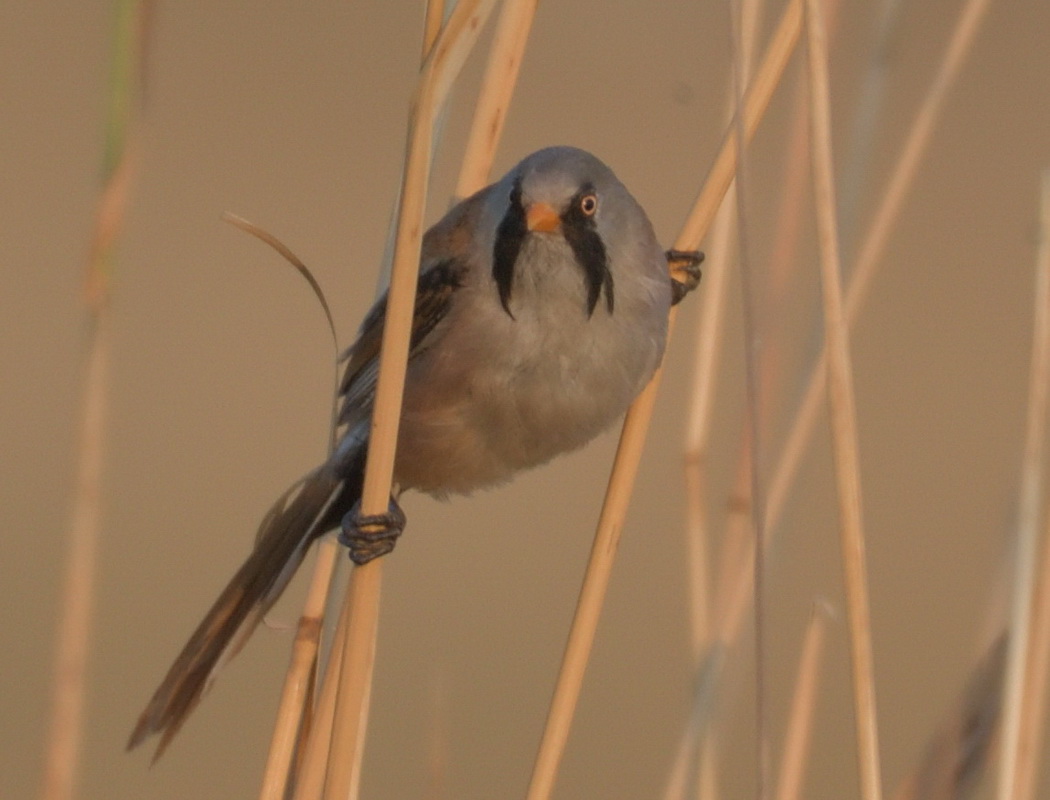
xmin=127 ymin=145 xmax=702 ymax=758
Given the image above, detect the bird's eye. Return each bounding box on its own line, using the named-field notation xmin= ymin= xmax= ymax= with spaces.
xmin=579 ymin=194 xmax=598 ymax=216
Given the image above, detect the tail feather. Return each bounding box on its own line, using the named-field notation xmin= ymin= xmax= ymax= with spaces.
xmin=127 ymin=466 xmax=347 ymax=759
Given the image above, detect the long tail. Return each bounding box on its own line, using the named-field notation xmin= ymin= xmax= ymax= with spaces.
xmin=127 ymin=463 xmax=354 ymax=759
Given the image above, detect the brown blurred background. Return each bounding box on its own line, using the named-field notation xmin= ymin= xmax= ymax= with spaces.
xmin=4 ymin=1 xmax=1050 ymax=798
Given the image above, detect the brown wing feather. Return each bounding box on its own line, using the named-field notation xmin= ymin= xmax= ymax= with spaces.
xmin=337 ymin=186 xmax=490 ymax=427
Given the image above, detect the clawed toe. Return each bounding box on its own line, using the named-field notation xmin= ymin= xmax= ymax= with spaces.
xmin=339 ymin=497 xmax=407 ymax=565
xmin=667 ymin=249 xmax=704 ymax=305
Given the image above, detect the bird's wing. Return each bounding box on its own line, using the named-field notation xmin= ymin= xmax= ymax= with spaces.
xmin=337 ymin=186 xmax=490 ymax=429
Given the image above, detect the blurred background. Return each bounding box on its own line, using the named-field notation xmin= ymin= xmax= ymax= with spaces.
xmin=4 ymin=1 xmax=1050 ymax=798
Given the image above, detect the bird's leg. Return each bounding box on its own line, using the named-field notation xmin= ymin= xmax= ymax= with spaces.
xmin=667 ymin=249 xmax=704 ymax=305
xmin=339 ymin=496 xmax=407 ymax=565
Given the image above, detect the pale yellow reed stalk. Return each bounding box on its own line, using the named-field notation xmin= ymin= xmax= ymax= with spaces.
xmin=254 ymin=7 xmax=459 ymax=798
xmin=684 ymin=0 xmax=994 ymax=752
xmin=764 ymin=0 xmax=994 ymax=535
xmin=775 ymin=602 xmax=830 ymax=800
xmin=293 ymin=595 xmax=350 ymax=800
xmin=277 ymin=5 xmax=451 ymax=795
xmin=258 ymin=539 xmax=340 ymax=800
xmin=321 ymin=3 xmax=498 ymax=797
xmin=524 ymin=4 xmax=804 ymax=798
xmin=39 ymin=4 xmax=143 ymax=799
xmin=804 ymin=1 xmax=883 ymax=797
xmin=40 ymin=314 xmax=113 ymax=800
xmin=997 ymin=169 xmax=1050 ymax=800
xmin=455 ymin=0 xmax=538 ymax=200
xmin=421 ymin=0 xmax=445 ymax=60
xmin=676 ymin=3 xmax=766 ymax=797
xmin=1020 ymin=243 xmax=1050 ymax=798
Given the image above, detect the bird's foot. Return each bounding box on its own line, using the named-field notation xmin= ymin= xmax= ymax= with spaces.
xmin=339 ymin=497 xmax=407 ymax=565
xmin=667 ymin=249 xmax=704 ymax=305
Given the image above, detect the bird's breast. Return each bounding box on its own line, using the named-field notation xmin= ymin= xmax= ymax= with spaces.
xmin=392 ymin=262 xmax=668 ymax=496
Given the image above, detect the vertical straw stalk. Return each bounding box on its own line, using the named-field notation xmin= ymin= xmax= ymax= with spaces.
xmin=259 ymin=3 xmax=458 ymax=795
xmin=292 ymin=598 xmax=351 ymax=800
xmin=803 ymin=0 xmax=883 ymax=798
xmin=318 ymin=3 xmax=500 ymax=797
xmin=996 ymin=169 xmax=1050 ymax=800
xmin=674 ymin=3 xmax=767 ymax=795
xmin=774 ymin=602 xmax=830 ymax=800
xmin=455 ymin=0 xmax=538 ymax=200
xmin=1020 ymin=235 xmax=1050 ymax=800
xmin=39 ymin=3 xmax=144 ymax=799
xmin=257 ymin=540 xmax=340 ymax=799
xmin=766 ymin=0 xmax=993 ymax=549
xmin=681 ymin=0 xmax=994 ymax=754
xmin=524 ymin=3 xmax=804 ymax=798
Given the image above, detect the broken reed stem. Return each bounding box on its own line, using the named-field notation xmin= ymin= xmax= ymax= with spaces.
xmin=455 ymin=0 xmax=538 ymax=200
xmin=804 ymin=1 xmax=883 ymax=798
xmin=524 ymin=4 xmax=803 ymax=798
xmin=39 ymin=4 xmax=143 ymax=800
xmin=997 ymin=169 xmax=1050 ymax=800
xmin=320 ymin=3 xmax=497 ymax=797
xmin=775 ymin=603 xmax=830 ymax=800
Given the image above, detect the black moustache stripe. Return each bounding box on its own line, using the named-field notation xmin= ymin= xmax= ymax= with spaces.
xmin=492 ymin=178 xmax=526 ymax=319
xmin=562 ymin=184 xmax=613 ymax=317
xmin=491 ymin=179 xmax=614 ymax=319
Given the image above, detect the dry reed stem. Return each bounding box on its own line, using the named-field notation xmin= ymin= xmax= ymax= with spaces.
xmin=682 ymin=197 xmax=734 ymax=657
xmin=663 ymin=0 xmax=993 ymax=791
xmin=660 ymin=721 xmax=719 ymax=800
xmin=804 ymin=1 xmax=883 ymax=798
xmin=676 ymin=0 xmax=802 ymax=252
xmin=775 ymin=602 xmax=831 ymax=800
xmin=321 ymin=3 xmax=497 ymax=797
xmin=455 ymin=0 xmax=538 ymax=200
xmin=421 ymin=0 xmax=445 ymax=60
xmin=764 ymin=0 xmax=994 ymax=536
xmin=1019 ymin=205 xmax=1050 ymax=800
xmin=293 ymin=594 xmax=350 ymax=800
xmin=40 ymin=315 xmax=112 ymax=800
xmin=524 ymin=4 xmax=803 ymax=798
xmin=39 ymin=5 xmax=143 ymax=799
xmin=690 ymin=0 xmax=993 ymax=733
xmin=258 ymin=538 xmax=340 ymax=800
xmin=287 ymin=3 xmax=448 ymax=791
xmin=997 ymin=170 xmax=1050 ymax=800
xmin=681 ymin=0 xmax=765 ymax=666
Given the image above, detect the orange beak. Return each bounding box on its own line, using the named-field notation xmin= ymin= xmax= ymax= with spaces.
xmin=525 ymin=202 xmax=561 ymax=233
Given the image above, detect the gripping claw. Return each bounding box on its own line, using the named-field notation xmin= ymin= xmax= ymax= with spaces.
xmin=667 ymin=249 xmax=704 ymax=305
xmin=339 ymin=497 xmax=407 ymax=565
